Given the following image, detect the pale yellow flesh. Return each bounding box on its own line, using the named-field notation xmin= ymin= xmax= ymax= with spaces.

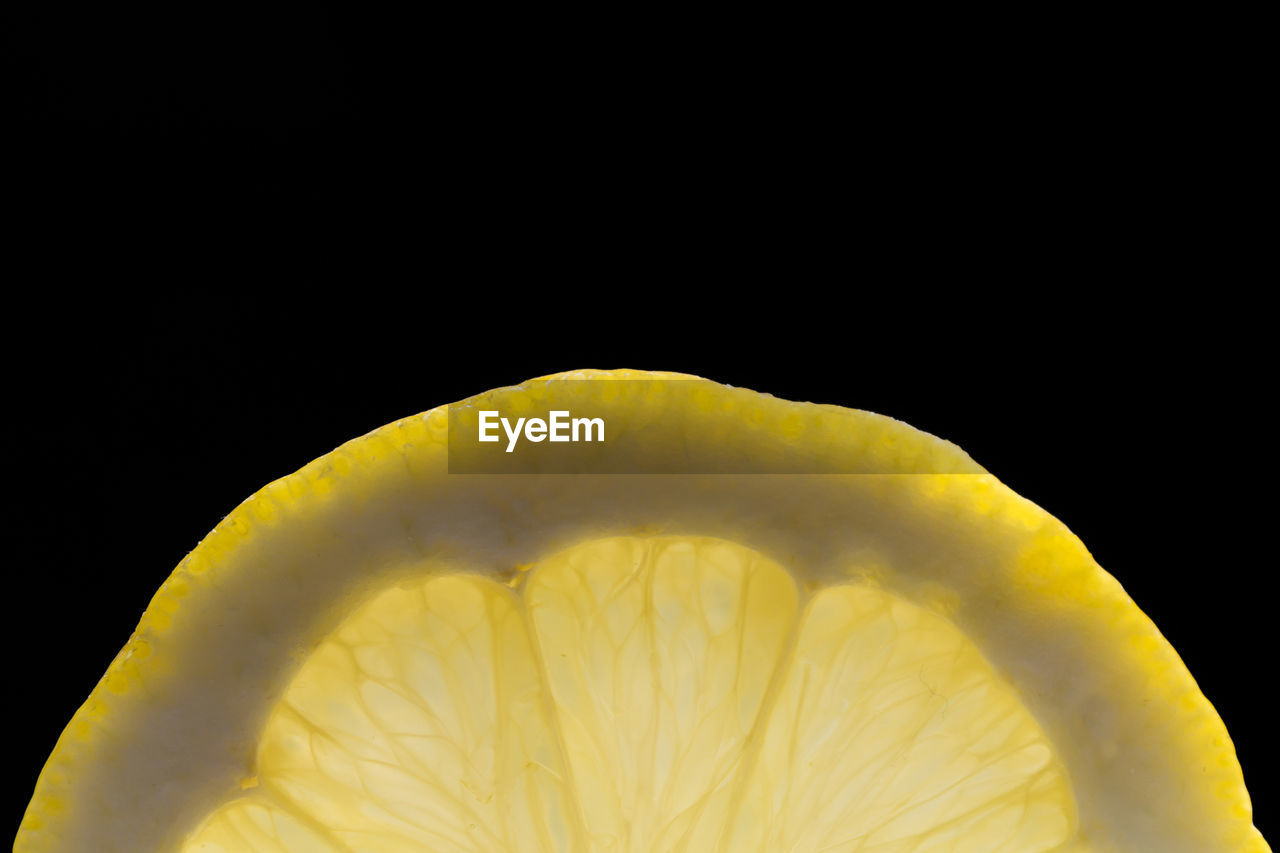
xmin=181 ymin=537 xmax=1075 ymax=852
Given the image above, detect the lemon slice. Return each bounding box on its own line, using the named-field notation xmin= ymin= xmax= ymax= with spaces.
xmin=16 ymin=370 xmax=1266 ymax=853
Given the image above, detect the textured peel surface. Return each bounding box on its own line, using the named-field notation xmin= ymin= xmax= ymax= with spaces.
xmin=181 ymin=537 xmax=1075 ymax=852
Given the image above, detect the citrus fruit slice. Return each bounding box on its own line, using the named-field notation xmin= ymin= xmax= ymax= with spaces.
xmin=16 ymin=370 xmax=1267 ymax=852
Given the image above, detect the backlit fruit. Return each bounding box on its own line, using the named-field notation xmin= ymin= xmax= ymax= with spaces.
xmin=16 ymin=370 xmax=1268 ymax=852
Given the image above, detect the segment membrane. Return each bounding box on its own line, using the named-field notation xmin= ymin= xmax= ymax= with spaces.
xmin=180 ymin=538 xmax=1075 ymax=853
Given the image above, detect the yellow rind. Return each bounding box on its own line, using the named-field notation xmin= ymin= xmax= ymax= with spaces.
xmin=16 ymin=369 xmax=1267 ymax=853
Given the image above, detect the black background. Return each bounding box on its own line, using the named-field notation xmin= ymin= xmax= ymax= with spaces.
xmin=7 ymin=6 xmax=1271 ymax=846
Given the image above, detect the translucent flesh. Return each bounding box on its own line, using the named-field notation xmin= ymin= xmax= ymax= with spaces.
xmin=180 ymin=537 xmax=1076 ymax=852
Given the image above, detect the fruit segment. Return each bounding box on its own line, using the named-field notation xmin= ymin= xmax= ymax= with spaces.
xmin=525 ymin=537 xmax=798 ymax=853
xmin=724 ymin=585 xmax=1075 ymax=852
xmin=241 ymin=576 xmax=575 ymax=852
